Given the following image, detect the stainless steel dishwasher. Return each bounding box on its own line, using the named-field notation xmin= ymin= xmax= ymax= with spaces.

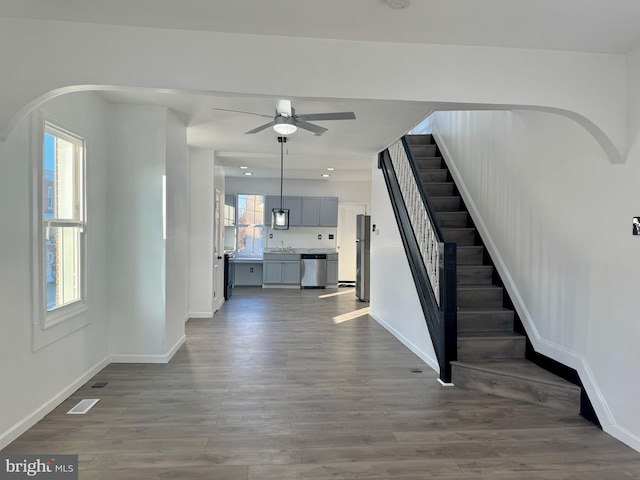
xmin=300 ymin=253 xmax=327 ymax=288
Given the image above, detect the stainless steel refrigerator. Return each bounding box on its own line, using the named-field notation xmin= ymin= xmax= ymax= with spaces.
xmin=355 ymin=214 xmax=371 ymax=302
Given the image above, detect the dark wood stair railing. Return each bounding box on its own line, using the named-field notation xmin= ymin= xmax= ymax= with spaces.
xmin=378 ymin=140 xmax=457 ymax=384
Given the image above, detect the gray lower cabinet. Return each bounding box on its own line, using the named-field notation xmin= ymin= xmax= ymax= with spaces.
xmin=327 ymin=253 xmax=338 ymax=285
xmin=263 ymin=254 xmax=301 ymax=285
xmin=327 ymin=260 xmax=338 ymax=285
xmin=282 ymin=261 xmax=301 ymax=284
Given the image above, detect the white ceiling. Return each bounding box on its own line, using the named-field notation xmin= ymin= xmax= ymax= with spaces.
xmin=3 ymin=0 xmax=640 ymax=53
xmin=4 ymin=0 xmax=640 ymax=181
xmin=99 ymin=90 xmax=434 ymax=182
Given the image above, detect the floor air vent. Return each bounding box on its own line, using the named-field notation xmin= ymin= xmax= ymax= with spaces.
xmin=67 ymin=399 xmax=100 ymax=415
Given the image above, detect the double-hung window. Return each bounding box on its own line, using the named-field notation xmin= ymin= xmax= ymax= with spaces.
xmin=236 ymin=194 xmax=264 ymax=258
xmin=41 ymin=122 xmax=86 ymax=323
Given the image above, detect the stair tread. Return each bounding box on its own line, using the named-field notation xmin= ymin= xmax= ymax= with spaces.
xmin=451 ymin=359 xmax=581 ymax=390
xmin=459 ymin=331 xmax=524 ymax=339
xmin=457 ymin=284 xmax=503 ymax=290
xmin=458 ymin=306 xmax=513 ymax=313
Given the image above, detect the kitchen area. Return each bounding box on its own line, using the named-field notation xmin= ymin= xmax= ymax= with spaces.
xmin=224 ymin=193 xmax=369 ymax=299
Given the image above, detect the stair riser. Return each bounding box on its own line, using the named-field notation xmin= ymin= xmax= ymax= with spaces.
xmin=436 ymin=212 xmax=468 ymax=228
xmin=458 ymin=288 xmax=503 ymax=307
xmin=457 ymin=247 xmax=484 ymax=265
xmin=430 ymin=197 xmax=461 ymax=212
xmin=451 ymin=364 xmax=580 ymax=413
xmin=414 ymin=158 xmax=443 ymax=170
xmin=442 ymin=229 xmax=475 ymax=245
xmin=457 ymin=311 xmax=514 ymax=332
xmin=457 ymin=267 xmax=493 ymax=285
xmin=419 ymin=170 xmax=448 ymax=182
xmin=457 ymin=337 xmax=526 ymax=361
xmin=410 ymin=145 xmax=438 ymax=157
xmin=424 ymin=183 xmax=454 ymax=196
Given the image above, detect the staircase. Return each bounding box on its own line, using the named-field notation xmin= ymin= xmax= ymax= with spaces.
xmin=405 ymin=134 xmax=581 ymax=413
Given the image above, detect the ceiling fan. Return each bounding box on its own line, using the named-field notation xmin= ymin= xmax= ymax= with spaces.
xmin=212 ymin=99 xmax=356 ymax=136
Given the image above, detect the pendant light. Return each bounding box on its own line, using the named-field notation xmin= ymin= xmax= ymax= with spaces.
xmin=272 ymin=136 xmax=289 ymax=230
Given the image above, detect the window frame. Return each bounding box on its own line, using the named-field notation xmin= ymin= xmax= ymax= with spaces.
xmin=235 ymin=193 xmax=265 ymax=259
xmin=31 ymin=113 xmax=89 ymax=350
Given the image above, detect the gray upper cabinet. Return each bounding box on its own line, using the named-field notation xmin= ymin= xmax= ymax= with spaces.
xmin=284 ymin=196 xmax=302 ymax=226
xmin=302 ymin=197 xmax=321 ymax=226
xmin=266 ymin=195 xmax=338 ymax=228
xmin=265 ymin=195 xmax=303 ymax=226
xmin=264 ymin=196 xmax=280 ymax=226
xmin=319 ymin=197 xmax=338 ymax=227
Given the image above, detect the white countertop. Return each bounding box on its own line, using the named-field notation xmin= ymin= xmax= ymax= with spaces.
xmin=264 ymin=248 xmax=337 ymax=254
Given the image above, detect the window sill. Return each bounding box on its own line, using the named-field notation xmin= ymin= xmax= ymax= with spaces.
xmin=33 ymin=302 xmax=90 ymax=351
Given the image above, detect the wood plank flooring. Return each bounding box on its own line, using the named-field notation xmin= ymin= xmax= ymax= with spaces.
xmin=3 ymin=287 xmax=640 ymax=479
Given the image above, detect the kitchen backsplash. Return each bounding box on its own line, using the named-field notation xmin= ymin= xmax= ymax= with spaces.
xmin=265 ymin=226 xmax=337 ymax=251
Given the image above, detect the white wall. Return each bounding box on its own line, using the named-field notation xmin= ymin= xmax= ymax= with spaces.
xmin=266 ymin=227 xmax=338 ymax=251
xmin=430 ymin=107 xmax=640 ymax=450
xmin=0 ymin=92 xmax=111 ymax=448
xmin=107 ymin=105 xmax=167 ymax=359
xmin=0 ymin=18 xmax=629 ymax=163
xmin=225 ymin=177 xmax=372 ymax=204
xmin=213 ymin=165 xmax=226 ymax=312
xmin=188 ymin=149 xmax=215 ymax=317
xmin=164 ymin=110 xmax=188 ymax=350
xmin=368 ymin=158 xmax=439 ymax=373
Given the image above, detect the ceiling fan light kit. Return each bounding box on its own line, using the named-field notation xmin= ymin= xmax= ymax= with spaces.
xmin=273 ymin=116 xmax=298 ymax=135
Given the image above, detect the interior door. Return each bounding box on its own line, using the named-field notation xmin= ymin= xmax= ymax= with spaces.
xmin=337 ymin=203 xmax=367 ymax=282
xmin=213 ymin=189 xmax=222 ymax=308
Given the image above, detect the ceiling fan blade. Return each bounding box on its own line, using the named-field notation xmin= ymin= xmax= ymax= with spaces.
xmin=295 ymin=120 xmax=328 ymax=136
xmin=212 ymin=107 xmax=273 ymax=119
xmin=294 ymin=112 xmax=356 ymax=122
xmin=245 ymin=121 xmax=275 ymax=134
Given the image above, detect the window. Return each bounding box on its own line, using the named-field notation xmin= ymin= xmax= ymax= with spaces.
xmin=42 ymin=123 xmax=85 ymax=316
xmin=236 ymin=194 xmax=264 ymax=258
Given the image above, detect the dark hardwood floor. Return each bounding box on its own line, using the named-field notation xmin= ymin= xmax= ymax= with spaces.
xmin=4 ymin=287 xmax=640 ymax=479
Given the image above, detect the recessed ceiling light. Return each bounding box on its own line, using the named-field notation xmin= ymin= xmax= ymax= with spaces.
xmin=387 ymin=0 xmax=411 ymax=9
xmin=243 ymin=172 xmax=253 ymax=176
xmin=321 ymin=174 xmax=331 ymax=178
xmin=240 ymin=166 xmax=248 ymax=169
xmin=327 ymin=167 xmax=335 ymax=171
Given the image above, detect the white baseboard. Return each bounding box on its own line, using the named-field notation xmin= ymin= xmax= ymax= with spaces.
xmin=604 ymin=424 xmax=640 ymax=453
xmin=188 ymin=311 xmax=213 ymax=319
xmin=110 ymin=334 xmax=186 ymax=364
xmin=369 ymin=312 xmax=440 ymax=374
xmin=261 ymin=284 xmax=300 ymax=289
xmin=165 ymin=334 xmax=186 ymax=362
xmin=0 ymin=355 xmax=110 ymax=451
